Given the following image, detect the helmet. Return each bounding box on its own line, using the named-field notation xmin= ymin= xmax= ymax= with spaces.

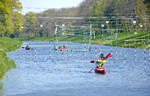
xmin=100 ymin=53 xmax=104 ymax=58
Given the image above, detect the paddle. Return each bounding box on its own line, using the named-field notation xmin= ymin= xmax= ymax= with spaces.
xmin=88 ymin=60 xmax=96 ymax=72
xmin=90 ymin=60 xmax=95 ymax=63
xmin=88 ymin=67 xmax=94 ymax=73
xmin=104 ymin=53 xmax=112 ymax=59
xmin=90 ymin=53 xmax=112 ymax=63
xmin=88 ymin=60 xmax=97 ymax=72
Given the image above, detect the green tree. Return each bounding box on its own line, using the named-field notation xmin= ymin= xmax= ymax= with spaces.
xmin=89 ymin=0 xmax=106 ymax=35
xmin=12 ymin=12 xmax=24 ymax=37
xmin=24 ymin=12 xmax=39 ymax=37
xmin=144 ymin=0 xmax=150 ymax=11
xmin=89 ymin=1 xmax=105 ymax=17
xmin=136 ymin=0 xmax=147 ymax=17
xmin=0 ymin=0 xmax=22 ymax=37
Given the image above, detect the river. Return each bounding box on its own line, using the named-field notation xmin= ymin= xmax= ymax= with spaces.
xmin=1 ymin=41 xmax=150 ymax=96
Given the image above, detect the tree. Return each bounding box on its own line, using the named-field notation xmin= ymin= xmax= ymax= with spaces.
xmin=89 ymin=1 xmax=105 ymax=17
xmin=24 ymin=12 xmax=39 ymax=37
xmin=89 ymin=0 xmax=106 ymax=35
xmin=144 ymin=0 xmax=150 ymax=11
xmin=13 ymin=12 xmax=24 ymax=37
xmin=0 ymin=0 xmax=22 ymax=37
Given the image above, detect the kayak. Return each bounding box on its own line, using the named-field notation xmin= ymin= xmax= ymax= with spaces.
xmin=58 ymin=47 xmax=67 ymax=51
xmin=25 ymin=47 xmax=30 ymax=50
xmin=58 ymin=47 xmax=67 ymax=50
xmin=94 ymin=67 xmax=106 ymax=74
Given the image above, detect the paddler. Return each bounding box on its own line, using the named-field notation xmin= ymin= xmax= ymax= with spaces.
xmin=89 ymin=53 xmax=112 ymax=73
xmin=96 ymin=53 xmax=107 ymax=68
xmin=25 ymin=44 xmax=30 ymax=50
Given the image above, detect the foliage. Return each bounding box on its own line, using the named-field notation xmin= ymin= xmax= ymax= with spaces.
xmin=0 ymin=0 xmax=22 ymax=37
xmin=18 ymin=36 xmax=54 ymax=41
xmin=136 ymin=0 xmax=147 ymax=17
xmin=89 ymin=1 xmax=104 ymax=17
xmin=13 ymin=12 xmax=24 ymax=37
xmin=144 ymin=0 xmax=150 ymax=11
xmin=0 ymin=37 xmax=22 ymax=79
xmin=92 ymin=30 xmax=150 ymax=49
xmin=24 ymin=12 xmax=39 ymax=37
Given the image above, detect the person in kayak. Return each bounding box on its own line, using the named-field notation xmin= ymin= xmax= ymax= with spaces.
xmin=96 ymin=53 xmax=107 ymax=68
xmin=62 ymin=45 xmax=66 ymax=49
xmin=25 ymin=45 xmax=30 ymax=50
xmin=89 ymin=53 xmax=112 ymax=73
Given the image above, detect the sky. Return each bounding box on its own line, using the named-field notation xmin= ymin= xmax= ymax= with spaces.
xmin=19 ymin=0 xmax=84 ymax=14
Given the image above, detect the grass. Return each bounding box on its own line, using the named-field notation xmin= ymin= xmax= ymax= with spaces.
xmin=0 ymin=37 xmax=22 ymax=80
xmin=54 ymin=31 xmax=150 ymax=49
xmin=91 ymin=31 xmax=150 ymax=49
xmin=18 ymin=30 xmax=150 ymax=49
xmin=18 ymin=36 xmax=54 ymax=41
xmin=56 ymin=35 xmax=88 ymax=43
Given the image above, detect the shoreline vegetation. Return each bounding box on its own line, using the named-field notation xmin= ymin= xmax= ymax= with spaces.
xmin=19 ymin=30 xmax=150 ymax=49
xmin=0 ymin=37 xmax=22 ymax=80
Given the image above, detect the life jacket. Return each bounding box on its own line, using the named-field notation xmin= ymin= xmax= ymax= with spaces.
xmin=97 ymin=59 xmax=107 ymax=64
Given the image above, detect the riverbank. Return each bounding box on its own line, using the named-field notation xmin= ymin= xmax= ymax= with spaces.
xmin=0 ymin=37 xmax=22 ymax=80
xmin=92 ymin=31 xmax=150 ymax=49
xmin=22 ymin=31 xmax=150 ymax=49
xmin=18 ymin=36 xmax=54 ymax=41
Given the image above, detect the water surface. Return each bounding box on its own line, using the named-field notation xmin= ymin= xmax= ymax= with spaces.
xmin=2 ymin=42 xmax=150 ymax=96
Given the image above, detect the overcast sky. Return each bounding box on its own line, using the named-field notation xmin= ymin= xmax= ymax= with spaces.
xmin=19 ymin=0 xmax=84 ymax=14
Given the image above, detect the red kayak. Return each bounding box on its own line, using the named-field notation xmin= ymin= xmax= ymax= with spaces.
xmin=25 ymin=47 xmax=30 ymax=50
xmin=58 ymin=47 xmax=67 ymax=50
xmin=94 ymin=67 xmax=106 ymax=74
xmin=58 ymin=46 xmax=67 ymax=51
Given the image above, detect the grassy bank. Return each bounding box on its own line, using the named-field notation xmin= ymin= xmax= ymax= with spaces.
xmin=0 ymin=37 xmax=22 ymax=79
xmin=92 ymin=31 xmax=150 ymax=49
xmin=54 ymin=31 xmax=150 ymax=49
xmin=18 ymin=30 xmax=150 ymax=49
xmin=18 ymin=36 xmax=54 ymax=41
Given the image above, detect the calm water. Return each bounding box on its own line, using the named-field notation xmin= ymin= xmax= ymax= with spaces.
xmin=1 ymin=42 xmax=150 ymax=96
